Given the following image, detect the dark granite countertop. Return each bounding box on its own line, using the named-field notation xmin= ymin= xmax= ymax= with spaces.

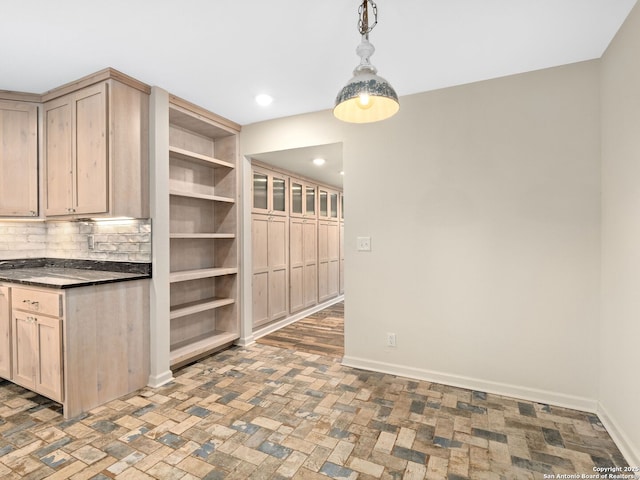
xmin=0 ymin=258 xmax=151 ymax=289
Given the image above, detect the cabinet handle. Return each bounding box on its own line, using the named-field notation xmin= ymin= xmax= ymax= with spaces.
xmin=22 ymin=299 xmax=40 ymax=310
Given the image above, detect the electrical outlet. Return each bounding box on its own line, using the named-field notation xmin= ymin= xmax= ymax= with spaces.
xmin=386 ymin=332 xmax=397 ymax=347
xmin=357 ymin=236 xmax=371 ymax=252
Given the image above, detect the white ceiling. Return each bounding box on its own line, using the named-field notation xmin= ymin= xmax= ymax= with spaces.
xmin=0 ymin=0 xmax=636 ymax=128
xmin=0 ymin=1 xmax=636 ymax=187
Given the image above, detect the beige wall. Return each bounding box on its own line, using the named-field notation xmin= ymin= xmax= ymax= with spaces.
xmin=242 ymin=58 xmax=601 ymax=409
xmin=600 ymin=1 xmax=640 ymax=466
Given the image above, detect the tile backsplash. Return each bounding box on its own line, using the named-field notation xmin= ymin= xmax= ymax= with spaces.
xmin=0 ymin=219 xmax=151 ymax=262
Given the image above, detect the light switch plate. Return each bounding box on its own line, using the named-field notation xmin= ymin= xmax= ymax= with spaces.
xmin=357 ymin=236 xmax=371 ymax=252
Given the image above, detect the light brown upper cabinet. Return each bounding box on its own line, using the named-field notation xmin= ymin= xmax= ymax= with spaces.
xmin=289 ymin=177 xmax=317 ymax=219
xmin=43 ymin=74 xmax=149 ymax=219
xmin=252 ymin=166 xmax=288 ymax=216
xmin=318 ymin=187 xmax=339 ymax=222
xmin=0 ymin=101 xmax=38 ymax=217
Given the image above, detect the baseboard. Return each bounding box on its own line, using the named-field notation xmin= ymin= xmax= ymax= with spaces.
xmin=597 ymin=402 xmax=640 ymax=467
xmin=253 ymin=295 xmax=345 ymax=340
xmin=235 ymin=335 xmax=256 ymax=347
xmin=341 ymin=355 xmax=598 ymax=413
xmin=147 ymin=370 xmax=174 ymax=388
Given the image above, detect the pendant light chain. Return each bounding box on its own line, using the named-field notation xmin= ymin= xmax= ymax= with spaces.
xmin=358 ymin=0 xmax=378 ymax=36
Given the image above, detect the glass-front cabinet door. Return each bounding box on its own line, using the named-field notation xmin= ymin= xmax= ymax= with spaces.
xmin=290 ymin=179 xmax=304 ymax=217
xmin=252 ymin=165 xmax=288 ymax=216
xmin=330 ymin=192 xmax=338 ymax=219
xmin=305 ymin=185 xmax=316 ymax=218
xmin=290 ymin=177 xmax=317 ymax=218
xmin=253 ymin=171 xmax=268 ymax=211
xmin=319 ymin=187 xmax=339 ymax=221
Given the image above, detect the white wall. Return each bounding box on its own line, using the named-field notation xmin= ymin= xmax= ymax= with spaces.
xmin=344 ymin=61 xmax=602 ymax=409
xmin=600 ymin=1 xmax=640 ymax=466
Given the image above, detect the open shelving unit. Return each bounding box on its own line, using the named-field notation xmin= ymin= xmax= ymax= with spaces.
xmin=167 ymin=97 xmax=240 ymax=369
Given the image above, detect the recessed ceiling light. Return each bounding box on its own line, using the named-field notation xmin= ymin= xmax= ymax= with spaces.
xmin=255 ymin=94 xmax=273 ymax=106
xmin=339 ymin=171 xmax=345 ymax=175
xmin=313 ymin=158 xmax=326 ymax=166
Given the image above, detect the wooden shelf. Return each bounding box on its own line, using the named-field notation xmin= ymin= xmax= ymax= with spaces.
xmin=169 ymin=103 xmax=237 ymax=139
xmin=169 ymin=189 xmax=235 ymax=203
xmin=170 ymin=233 xmax=235 ymax=239
xmin=169 ymin=267 xmax=238 ymax=283
xmin=170 ymin=297 xmax=235 ymax=320
xmin=170 ymin=330 xmax=239 ymax=368
xmin=169 ymin=146 xmax=235 ymax=169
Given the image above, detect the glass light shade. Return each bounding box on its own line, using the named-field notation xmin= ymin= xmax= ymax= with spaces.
xmin=334 ymin=38 xmax=399 ymax=123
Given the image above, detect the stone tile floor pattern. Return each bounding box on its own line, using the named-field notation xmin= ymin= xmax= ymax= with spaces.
xmin=0 ymin=343 xmax=629 ymax=479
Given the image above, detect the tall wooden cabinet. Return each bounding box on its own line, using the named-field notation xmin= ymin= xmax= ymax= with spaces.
xmin=0 ymin=101 xmax=38 ymax=217
xmin=252 ymin=166 xmax=289 ymax=327
xmin=167 ymin=97 xmax=240 ymax=368
xmin=289 ymin=177 xmax=318 ymax=314
xmin=43 ymin=72 xmax=149 ymax=219
xmin=318 ymin=186 xmax=341 ymax=302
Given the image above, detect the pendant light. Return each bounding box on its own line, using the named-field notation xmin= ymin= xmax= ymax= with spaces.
xmin=334 ymin=0 xmax=399 ymax=123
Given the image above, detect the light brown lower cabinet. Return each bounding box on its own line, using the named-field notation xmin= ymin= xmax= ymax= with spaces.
xmin=12 ymin=310 xmax=63 ymax=401
xmin=0 ymin=281 xmax=149 ymax=418
xmin=289 ymin=217 xmax=318 ymax=314
xmin=0 ymin=285 xmax=11 ymax=378
xmin=252 ymin=214 xmax=288 ymax=327
xmin=318 ymin=220 xmax=340 ymax=302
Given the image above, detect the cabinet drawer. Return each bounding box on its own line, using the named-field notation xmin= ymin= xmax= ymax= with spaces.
xmin=11 ymin=288 xmax=62 ymax=317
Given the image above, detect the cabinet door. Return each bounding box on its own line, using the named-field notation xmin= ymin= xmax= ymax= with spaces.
xmin=252 ymin=216 xmax=270 ymax=327
xmin=303 ymin=221 xmax=318 ymax=308
xmin=34 ymin=315 xmax=63 ymax=402
xmin=11 ymin=310 xmax=63 ymax=401
xmin=318 ymin=221 xmax=340 ymax=302
xmin=339 ymin=222 xmax=345 ymax=295
xmin=45 ymin=82 xmax=108 ymax=217
xmin=252 ymin=214 xmax=288 ymax=328
xmin=12 ymin=310 xmax=36 ymax=390
xmin=0 ymin=286 xmax=10 ymax=378
xmin=73 ymin=83 xmax=108 ymax=215
xmin=327 ymin=223 xmax=340 ymax=298
xmin=268 ymin=216 xmax=288 ymax=321
xmin=44 ymin=97 xmax=74 ymax=216
xmin=318 ymin=222 xmax=329 ymax=301
xmin=289 ymin=218 xmax=305 ymax=313
xmin=0 ymin=102 xmax=38 ymax=217
xmin=290 ymin=180 xmax=304 ymax=218
xmin=251 ymin=167 xmax=287 ymax=216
